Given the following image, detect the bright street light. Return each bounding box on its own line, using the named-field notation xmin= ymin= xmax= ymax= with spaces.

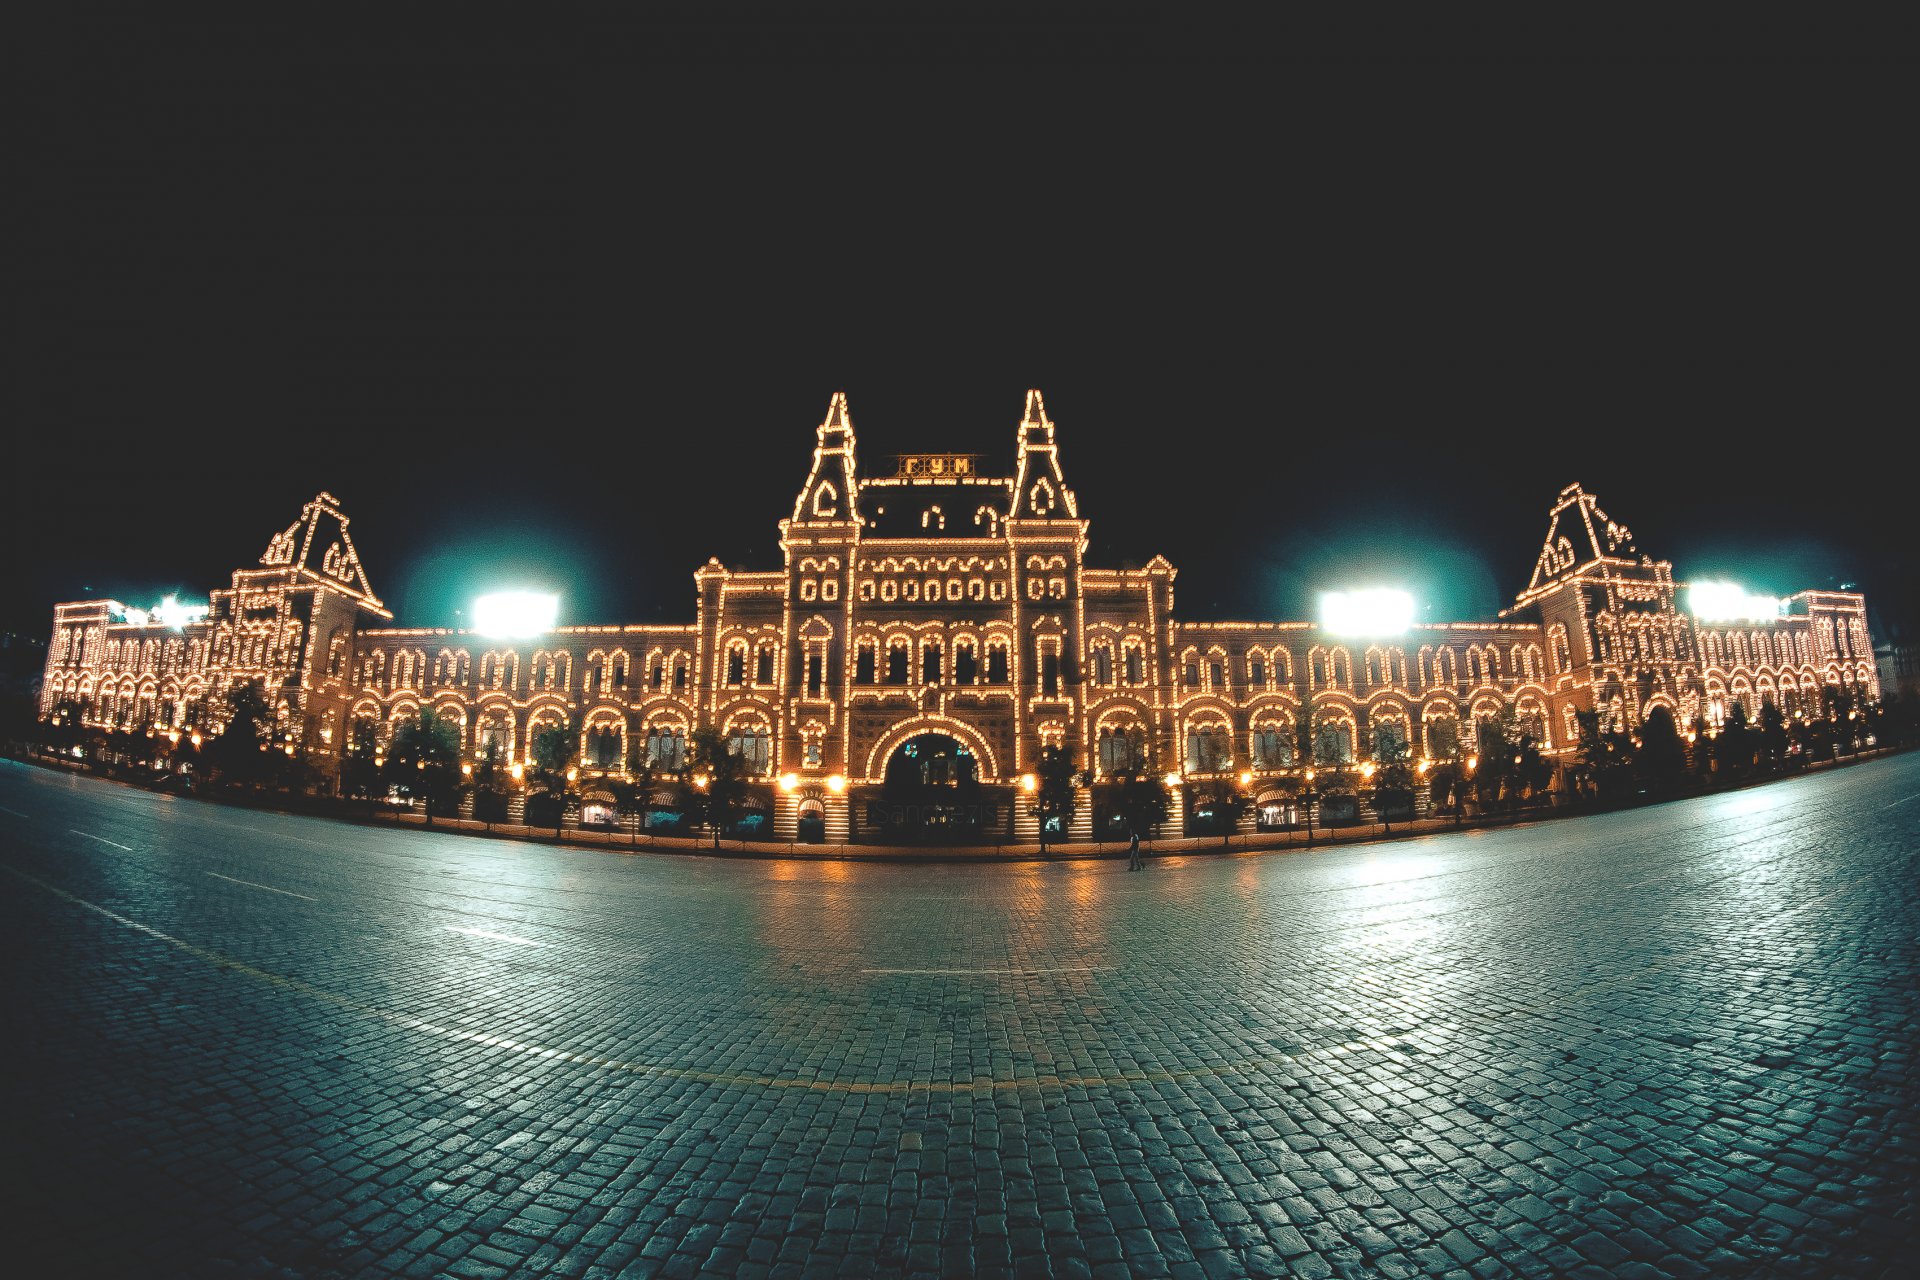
xmin=473 ymin=591 xmax=558 ymax=638
xmin=1321 ymin=588 xmax=1414 ymax=636
xmin=1688 ymin=581 xmax=1783 ymax=623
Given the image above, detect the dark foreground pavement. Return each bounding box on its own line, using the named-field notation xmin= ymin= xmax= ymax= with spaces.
xmin=2 ymin=756 xmax=1915 ymax=1279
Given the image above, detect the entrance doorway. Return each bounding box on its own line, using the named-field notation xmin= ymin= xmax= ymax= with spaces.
xmin=871 ymin=733 xmax=990 ymax=840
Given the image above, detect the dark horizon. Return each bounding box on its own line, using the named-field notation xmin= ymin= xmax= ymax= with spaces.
xmin=11 ymin=13 xmax=1917 ymax=642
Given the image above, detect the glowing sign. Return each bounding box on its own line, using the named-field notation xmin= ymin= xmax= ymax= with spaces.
xmin=1689 ymin=582 xmax=1783 ymax=623
xmin=473 ymin=591 xmax=558 ymax=638
xmin=1320 ymin=589 xmax=1414 ymax=636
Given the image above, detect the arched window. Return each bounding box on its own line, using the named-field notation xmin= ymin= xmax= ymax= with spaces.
xmin=1097 ymin=725 xmax=1145 ymax=776
xmin=1185 ymin=722 xmax=1233 ymax=773
xmin=645 ymin=725 xmax=686 ymax=770
xmin=1251 ymin=723 xmax=1291 ymax=768
xmin=986 ymin=643 xmax=1009 ymax=685
xmin=954 ymin=640 xmax=978 ymax=685
xmin=726 ymin=724 xmax=772 ymax=776
xmin=1093 ymin=646 xmax=1113 ymax=686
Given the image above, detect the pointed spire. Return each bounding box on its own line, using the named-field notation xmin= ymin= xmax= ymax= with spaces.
xmin=792 ymin=391 xmax=859 ymax=525
xmin=822 ymin=390 xmax=851 ymax=432
xmin=1022 ymin=388 xmax=1050 ymax=427
xmin=1010 ymin=387 xmax=1077 ymax=520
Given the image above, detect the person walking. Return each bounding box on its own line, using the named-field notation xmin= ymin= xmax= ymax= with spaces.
xmin=1127 ymin=823 xmax=1144 ymax=871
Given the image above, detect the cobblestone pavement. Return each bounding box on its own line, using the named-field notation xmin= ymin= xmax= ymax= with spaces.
xmin=2 ymin=756 xmax=1915 ymax=1279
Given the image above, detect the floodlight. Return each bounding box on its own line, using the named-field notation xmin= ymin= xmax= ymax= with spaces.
xmin=474 ymin=591 xmax=558 ymax=638
xmin=1688 ymin=582 xmax=1782 ymax=623
xmin=1321 ymin=589 xmax=1414 ymax=636
xmin=152 ymin=595 xmax=209 ymax=629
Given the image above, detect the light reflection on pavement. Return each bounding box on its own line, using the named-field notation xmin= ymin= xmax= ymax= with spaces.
xmin=2 ymin=755 xmax=1916 ymax=1278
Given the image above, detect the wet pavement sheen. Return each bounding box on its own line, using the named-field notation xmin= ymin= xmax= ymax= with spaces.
xmin=2 ymin=755 xmax=1916 ymax=1278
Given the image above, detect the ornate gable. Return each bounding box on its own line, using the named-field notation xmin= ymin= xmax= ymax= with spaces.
xmin=260 ymin=491 xmax=384 ymax=608
xmin=1527 ymin=482 xmax=1636 ymax=592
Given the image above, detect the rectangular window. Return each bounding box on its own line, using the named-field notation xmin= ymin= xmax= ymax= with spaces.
xmin=807 ymin=652 xmax=823 ymax=696
xmin=756 ymin=648 xmax=774 ymax=684
xmin=726 ymin=650 xmax=745 ymax=686
xmin=887 ymin=647 xmax=908 ymax=684
xmin=855 ymin=644 xmax=876 ymax=685
xmin=673 ymin=662 xmax=688 ymax=690
xmin=954 ymin=644 xmax=976 ymax=685
xmin=1042 ymin=650 xmax=1059 ymax=697
xmin=1250 ymin=659 xmax=1265 ymax=686
xmin=1185 ymin=660 xmax=1200 ymax=688
xmin=1126 ymin=648 xmax=1143 ymax=685
xmin=1211 ymin=661 xmax=1225 ymax=690
xmin=923 ymin=644 xmax=941 ymax=684
xmin=1093 ymin=648 xmax=1112 ymax=685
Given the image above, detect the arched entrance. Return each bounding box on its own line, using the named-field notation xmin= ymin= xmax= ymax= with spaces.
xmin=873 ymin=732 xmax=988 ymax=840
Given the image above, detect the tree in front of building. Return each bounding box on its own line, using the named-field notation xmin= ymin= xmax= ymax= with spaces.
xmin=1715 ymin=700 xmax=1755 ymax=778
xmin=1635 ymin=704 xmax=1688 ymax=794
xmin=622 ymin=735 xmax=678 ymax=838
xmin=685 ymin=725 xmax=752 ymax=850
xmin=526 ymin=718 xmax=580 ymax=833
xmin=386 ymin=707 xmax=463 ymax=825
xmin=1030 ymin=744 xmax=1078 ymax=856
xmin=1369 ymin=720 xmax=1416 ymax=830
xmin=1757 ymin=699 xmax=1789 ymax=770
xmin=1470 ymin=701 xmax=1522 ymax=811
xmin=1575 ymin=708 xmax=1636 ymax=801
xmin=1111 ymin=764 xmax=1171 ymax=843
xmin=1424 ymin=717 xmax=1466 ymax=817
xmin=470 ymin=739 xmax=511 ymax=829
xmin=206 ymin=682 xmax=275 ymax=788
xmin=341 ymin=719 xmax=382 ymax=811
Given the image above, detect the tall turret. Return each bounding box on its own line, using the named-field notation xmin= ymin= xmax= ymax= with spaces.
xmin=789 ymin=391 xmax=860 ymax=527
xmin=1007 ymin=389 xmax=1077 ymax=521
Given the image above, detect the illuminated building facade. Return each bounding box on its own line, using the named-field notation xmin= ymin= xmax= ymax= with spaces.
xmin=39 ymin=394 xmax=1881 ymax=841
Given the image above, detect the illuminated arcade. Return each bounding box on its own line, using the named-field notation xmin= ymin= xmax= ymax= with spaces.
xmin=37 ymin=393 xmax=1881 ymax=841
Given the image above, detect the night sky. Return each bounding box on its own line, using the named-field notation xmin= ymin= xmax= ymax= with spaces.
xmin=11 ymin=13 xmax=1917 ymax=646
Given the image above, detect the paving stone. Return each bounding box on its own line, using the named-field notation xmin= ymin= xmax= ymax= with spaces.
xmin=2 ymin=758 xmax=1916 ymax=1278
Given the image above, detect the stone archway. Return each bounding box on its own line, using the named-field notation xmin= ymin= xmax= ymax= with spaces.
xmin=872 ymin=731 xmax=990 ymax=841
xmin=863 ymin=714 xmax=1001 ymax=783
